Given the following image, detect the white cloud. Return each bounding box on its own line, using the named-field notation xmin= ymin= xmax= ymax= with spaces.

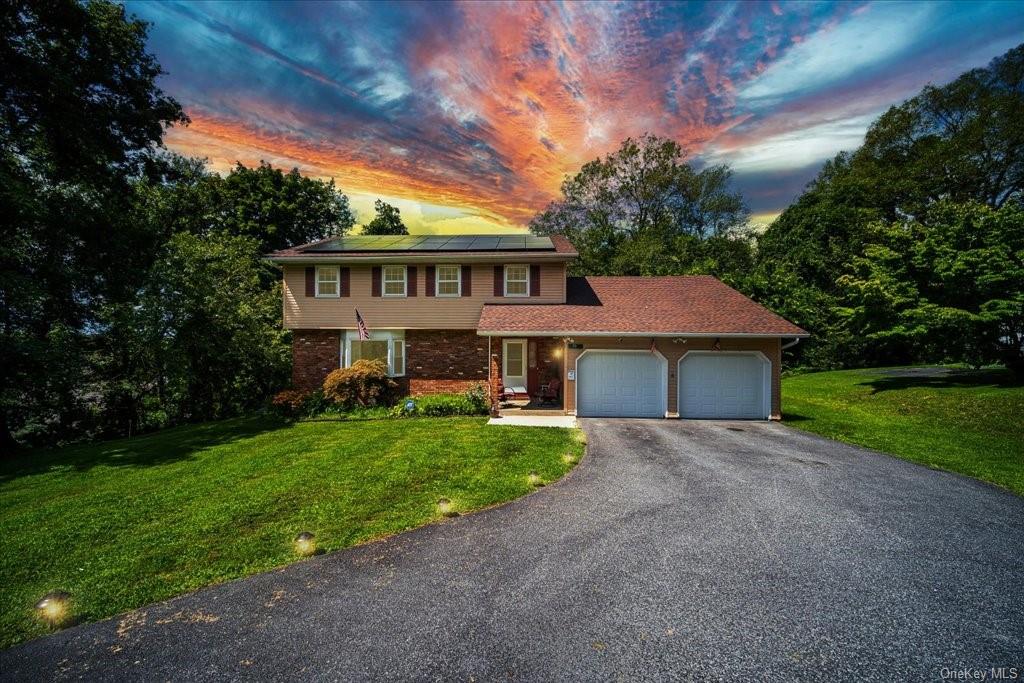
xmin=738 ymin=2 xmax=935 ymax=107
xmin=704 ymin=112 xmax=877 ymax=173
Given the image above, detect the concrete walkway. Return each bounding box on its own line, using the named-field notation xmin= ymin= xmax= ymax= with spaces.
xmin=487 ymin=414 xmax=577 ymax=427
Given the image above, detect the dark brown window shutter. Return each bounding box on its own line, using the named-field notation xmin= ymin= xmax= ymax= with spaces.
xmin=493 ymin=265 xmax=503 ymax=297
xmin=340 ymin=267 xmax=350 ymax=297
xmin=461 ymin=265 xmax=472 ymax=297
xmin=425 ymin=265 xmax=435 ymax=297
xmin=530 ymin=264 xmax=541 ymax=296
xmin=408 ymin=266 xmax=417 ymax=297
xmin=371 ymin=266 xmax=381 ymax=297
xmin=305 ymin=267 xmax=315 ymax=296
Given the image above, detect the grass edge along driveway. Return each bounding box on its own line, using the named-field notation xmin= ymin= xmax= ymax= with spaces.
xmin=782 ymin=366 xmax=1023 ymax=496
xmin=0 ymin=416 xmax=585 ymax=649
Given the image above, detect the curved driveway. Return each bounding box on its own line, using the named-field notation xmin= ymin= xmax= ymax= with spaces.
xmin=3 ymin=420 xmax=1023 ymax=681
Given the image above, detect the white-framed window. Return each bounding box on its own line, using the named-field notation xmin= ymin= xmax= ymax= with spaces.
xmin=343 ymin=329 xmax=405 ymax=376
xmin=316 ymin=266 xmax=340 ymax=297
xmin=436 ymin=264 xmax=461 ymax=297
xmin=383 ymin=265 xmax=407 ymax=297
xmin=504 ymin=264 xmax=529 ymax=297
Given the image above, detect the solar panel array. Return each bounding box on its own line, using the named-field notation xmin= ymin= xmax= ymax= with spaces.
xmin=304 ymin=235 xmax=554 ymax=252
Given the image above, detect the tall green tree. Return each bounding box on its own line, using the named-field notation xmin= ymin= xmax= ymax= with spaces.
xmin=838 ymin=201 xmax=1023 ymax=371
xmin=212 ymin=162 xmax=355 ymax=252
xmin=0 ymin=0 xmax=187 ymax=451
xmin=132 ymin=232 xmax=290 ymax=425
xmin=93 ymin=156 xmax=355 ymax=439
xmin=363 ymin=199 xmax=408 ymax=235
xmin=131 ymin=156 xmax=356 ymax=252
xmin=755 ymin=43 xmax=1024 ymax=370
xmin=530 ymin=133 xmax=748 ymax=276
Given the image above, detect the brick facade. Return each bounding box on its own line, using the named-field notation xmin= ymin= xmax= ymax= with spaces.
xmin=292 ymin=330 xmax=341 ymax=391
xmin=291 ymin=328 xmax=490 ymax=396
xmin=405 ymin=329 xmax=489 ymax=395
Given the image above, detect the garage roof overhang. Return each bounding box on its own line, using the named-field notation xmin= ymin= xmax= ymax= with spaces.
xmin=476 ymin=330 xmax=810 ymax=338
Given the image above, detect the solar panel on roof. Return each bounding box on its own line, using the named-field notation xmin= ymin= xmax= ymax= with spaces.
xmin=468 ymin=236 xmax=500 ymax=249
xmin=299 ymin=234 xmax=555 ymax=252
xmin=413 ymin=237 xmax=451 ymax=250
xmin=497 ymin=236 xmax=527 ymax=249
xmin=388 ymin=236 xmax=427 ymax=249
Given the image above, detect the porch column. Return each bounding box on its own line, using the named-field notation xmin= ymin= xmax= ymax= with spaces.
xmin=488 ymin=347 xmax=501 ymax=417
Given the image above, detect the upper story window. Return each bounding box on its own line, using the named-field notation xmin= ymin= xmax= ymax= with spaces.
xmin=383 ymin=265 xmax=407 ymax=297
xmin=504 ymin=264 xmax=529 ymax=297
xmin=316 ymin=266 xmax=340 ymax=297
xmin=436 ymin=264 xmax=461 ymax=297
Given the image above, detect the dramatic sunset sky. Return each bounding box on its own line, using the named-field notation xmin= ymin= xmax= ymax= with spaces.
xmin=127 ymin=0 xmax=1024 ymax=233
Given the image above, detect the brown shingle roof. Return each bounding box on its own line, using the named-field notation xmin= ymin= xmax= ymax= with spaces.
xmin=477 ymin=276 xmax=808 ymax=337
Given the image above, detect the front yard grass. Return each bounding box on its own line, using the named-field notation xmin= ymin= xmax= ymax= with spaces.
xmin=782 ymin=367 xmax=1024 ymax=495
xmin=0 ymin=416 xmax=584 ymax=649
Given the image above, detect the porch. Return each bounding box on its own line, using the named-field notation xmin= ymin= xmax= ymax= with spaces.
xmin=489 ymin=336 xmax=567 ymax=415
xmin=497 ymin=399 xmax=567 ymax=417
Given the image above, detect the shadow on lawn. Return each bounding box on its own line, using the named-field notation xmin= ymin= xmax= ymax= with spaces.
xmin=859 ymin=367 xmax=1023 ymax=395
xmin=0 ymin=416 xmax=286 ymax=483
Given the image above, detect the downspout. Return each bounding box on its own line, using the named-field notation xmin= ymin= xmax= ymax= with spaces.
xmin=781 ymin=337 xmax=801 ymax=351
xmin=487 ymin=335 xmax=496 ymax=417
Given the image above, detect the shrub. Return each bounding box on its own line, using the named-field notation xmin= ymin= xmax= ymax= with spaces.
xmin=322 ymin=359 xmax=398 ymax=409
xmin=270 ymin=389 xmax=309 ymax=418
xmin=391 ymin=387 xmax=491 ymax=418
xmin=302 ymin=389 xmax=331 ymax=416
xmin=465 ymin=383 xmax=489 ymax=413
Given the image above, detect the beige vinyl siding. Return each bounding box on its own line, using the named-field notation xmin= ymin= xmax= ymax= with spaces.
xmin=283 ymin=262 xmax=567 ymax=330
xmin=563 ymin=336 xmax=782 ymax=418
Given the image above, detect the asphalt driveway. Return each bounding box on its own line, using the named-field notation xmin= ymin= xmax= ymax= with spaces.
xmin=3 ymin=420 xmax=1023 ymax=681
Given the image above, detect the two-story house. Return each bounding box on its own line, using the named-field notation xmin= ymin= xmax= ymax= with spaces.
xmin=267 ymin=234 xmax=807 ymax=419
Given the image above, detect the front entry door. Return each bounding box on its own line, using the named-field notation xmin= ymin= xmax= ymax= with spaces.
xmin=502 ymin=339 xmax=527 ymax=390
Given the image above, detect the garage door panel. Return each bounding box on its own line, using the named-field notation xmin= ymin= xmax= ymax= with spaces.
xmin=577 ymin=352 xmax=665 ymax=418
xmin=679 ymin=353 xmax=767 ymax=419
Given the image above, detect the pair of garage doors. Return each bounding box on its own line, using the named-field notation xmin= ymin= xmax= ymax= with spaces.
xmin=575 ymin=351 xmax=769 ymax=419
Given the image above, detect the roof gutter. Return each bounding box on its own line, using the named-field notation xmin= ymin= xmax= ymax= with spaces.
xmin=476 ymin=330 xmax=810 ymax=338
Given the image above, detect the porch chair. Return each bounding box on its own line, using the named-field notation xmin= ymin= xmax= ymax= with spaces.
xmin=534 ymin=378 xmax=561 ymax=407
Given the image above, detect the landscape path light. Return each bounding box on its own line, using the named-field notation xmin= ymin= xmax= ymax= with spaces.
xmin=35 ymin=590 xmax=71 ymax=627
xmin=294 ymin=531 xmax=316 ymax=557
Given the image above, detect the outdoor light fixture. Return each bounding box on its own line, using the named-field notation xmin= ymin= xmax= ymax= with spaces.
xmin=437 ymin=497 xmax=457 ymax=517
xmin=293 ymin=531 xmax=316 ymax=557
xmin=34 ymin=591 xmax=71 ymax=626
xmin=528 ymin=471 xmax=543 ymax=487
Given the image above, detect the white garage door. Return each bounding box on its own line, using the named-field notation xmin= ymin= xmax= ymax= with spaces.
xmin=679 ymin=353 xmax=768 ymax=419
xmin=577 ymin=352 xmax=665 ymax=417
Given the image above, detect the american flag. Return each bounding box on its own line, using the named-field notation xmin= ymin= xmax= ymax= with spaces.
xmin=355 ymin=309 xmax=370 ymax=340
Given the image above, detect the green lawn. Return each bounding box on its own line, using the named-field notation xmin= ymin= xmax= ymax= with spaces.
xmin=0 ymin=417 xmax=584 ymax=648
xmin=782 ymin=367 xmax=1024 ymax=495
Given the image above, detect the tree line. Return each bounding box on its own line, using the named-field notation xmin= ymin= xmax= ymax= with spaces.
xmin=2 ymin=1 xmax=1020 ymax=451
xmin=532 ymin=45 xmax=1023 ymax=376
